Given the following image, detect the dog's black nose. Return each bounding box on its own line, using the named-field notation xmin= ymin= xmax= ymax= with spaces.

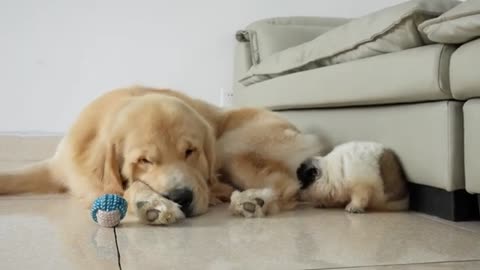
xmin=296 ymin=160 xmax=320 ymax=189
xmin=166 ymin=188 xmax=193 ymax=215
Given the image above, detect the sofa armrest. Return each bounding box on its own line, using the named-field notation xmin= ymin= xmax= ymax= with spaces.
xmin=233 ymin=17 xmax=350 ymax=92
xmin=233 ymin=40 xmax=253 ymax=93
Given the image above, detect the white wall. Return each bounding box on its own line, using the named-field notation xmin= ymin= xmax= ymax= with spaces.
xmin=0 ymin=0 xmax=406 ymax=133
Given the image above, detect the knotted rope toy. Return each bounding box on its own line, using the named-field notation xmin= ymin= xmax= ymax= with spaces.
xmin=91 ymin=194 xmax=128 ymax=227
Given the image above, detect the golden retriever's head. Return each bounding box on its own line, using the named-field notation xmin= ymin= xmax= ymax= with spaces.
xmin=105 ymin=94 xmax=215 ymax=217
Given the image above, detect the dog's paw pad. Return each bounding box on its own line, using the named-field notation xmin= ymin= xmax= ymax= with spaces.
xmin=136 ymin=201 xmax=148 ymax=209
xmin=134 ymin=194 xmax=185 ymax=225
xmin=146 ymin=209 xmax=160 ymax=221
xmin=242 ymin=202 xmax=257 ymax=213
xmin=345 ymin=204 xmax=366 ymax=214
xmin=229 ymin=190 xmax=268 ymax=218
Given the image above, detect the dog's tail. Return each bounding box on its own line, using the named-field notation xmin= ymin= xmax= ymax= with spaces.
xmin=383 ymin=196 xmax=410 ymax=211
xmin=0 ymin=159 xmax=65 ymax=194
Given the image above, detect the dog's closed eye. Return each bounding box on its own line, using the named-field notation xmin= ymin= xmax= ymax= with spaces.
xmin=138 ymin=158 xmax=152 ymax=164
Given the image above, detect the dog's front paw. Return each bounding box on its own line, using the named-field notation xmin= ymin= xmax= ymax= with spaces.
xmin=229 ymin=189 xmax=274 ymax=218
xmin=134 ymin=192 xmax=185 ymax=225
xmin=345 ymin=203 xmax=366 ymax=214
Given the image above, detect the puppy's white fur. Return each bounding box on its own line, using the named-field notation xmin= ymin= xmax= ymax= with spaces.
xmin=300 ymin=141 xmax=408 ymax=213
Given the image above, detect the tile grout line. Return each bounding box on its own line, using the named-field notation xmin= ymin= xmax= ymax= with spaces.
xmin=114 ymin=227 xmax=123 ymax=270
xmin=413 ymin=212 xmax=480 ymax=235
xmin=305 ymin=259 xmax=480 ymax=270
xmin=0 ymin=159 xmax=49 ymax=162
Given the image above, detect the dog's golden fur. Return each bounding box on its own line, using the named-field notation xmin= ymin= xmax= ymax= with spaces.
xmin=0 ymin=87 xmax=325 ymax=223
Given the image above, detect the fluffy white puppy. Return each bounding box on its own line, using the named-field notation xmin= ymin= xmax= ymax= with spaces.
xmin=296 ymin=142 xmax=409 ymax=213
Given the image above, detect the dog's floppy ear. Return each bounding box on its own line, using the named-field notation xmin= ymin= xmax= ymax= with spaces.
xmin=203 ymin=125 xmax=218 ymax=186
xmin=203 ymin=126 xmax=235 ymax=204
xmin=102 ymin=142 xmax=124 ymax=195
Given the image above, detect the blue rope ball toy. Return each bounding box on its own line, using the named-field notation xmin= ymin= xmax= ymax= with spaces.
xmin=91 ymin=194 xmax=128 ymax=227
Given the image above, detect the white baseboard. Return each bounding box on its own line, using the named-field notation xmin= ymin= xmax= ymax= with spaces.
xmin=0 ymin=132 xmax=64 ymax=136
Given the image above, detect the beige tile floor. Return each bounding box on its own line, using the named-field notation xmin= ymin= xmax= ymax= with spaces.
xmin=1 ymin=163 xmax=480 ymax=270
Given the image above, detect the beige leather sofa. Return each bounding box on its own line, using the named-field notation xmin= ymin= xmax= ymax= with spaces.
xmin=233 ymin=17 xmax=480 ymax=221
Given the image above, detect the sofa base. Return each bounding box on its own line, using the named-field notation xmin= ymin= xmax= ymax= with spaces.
xmin=409 ymin=183 xmax=480 ymax=221
xmin=478 ymin=195 xmax=480 ymax=216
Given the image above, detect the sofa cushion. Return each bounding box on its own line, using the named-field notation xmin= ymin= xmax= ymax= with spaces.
xmin=242 ymin=17 xmax=350 ymax=65
xmin=450 ymin=38 xmax=480 ymax=99
xmin=419 ymin=0 xmax=480 ymax=44
xmin=239 ymin=0 xmax=459 ymax=86
xmin=234 ymin=45 xmax=455 ymax=110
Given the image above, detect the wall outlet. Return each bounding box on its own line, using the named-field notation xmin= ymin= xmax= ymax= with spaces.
xmin=220 ymin=88 xmax=234 ymax=107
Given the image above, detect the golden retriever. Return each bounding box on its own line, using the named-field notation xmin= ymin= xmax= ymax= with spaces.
xmin=0 ymin=87 xmax=325 ymax=224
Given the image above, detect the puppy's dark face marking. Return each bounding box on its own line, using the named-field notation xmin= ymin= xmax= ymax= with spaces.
xmin=296 ymin=158 xmax=322 ymax=189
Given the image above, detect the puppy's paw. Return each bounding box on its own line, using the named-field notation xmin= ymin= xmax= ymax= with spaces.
xmin=229 ymin=189 xmax=274 ymax=218
xmin=134 ymin=192 xmax=185 ymax=225
xmin=345 ymin=203 xmax=366 ymax=214
xmin=314 ymin=203 xmax=326 ymax=209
